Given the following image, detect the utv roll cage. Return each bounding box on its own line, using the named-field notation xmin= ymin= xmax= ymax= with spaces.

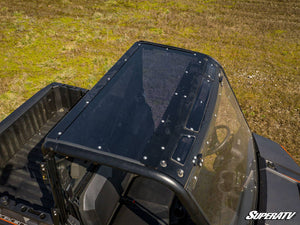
xmin=41 ymin=41 xmax=248 ymax=225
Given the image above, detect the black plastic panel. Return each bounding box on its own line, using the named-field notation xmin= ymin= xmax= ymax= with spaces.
xmin=172 ymin=136 xmax=195 ymax=164
xmin=0 ymin=83 xmax=87 ymax=212
xmin=47 ymin=43 xmax=213 ymax=162
xmin=253 ymin=133 xmax=300 ymax=174
xmin=44 ymin=41 xmax=220 ymax=188
xmin=255 ymin=133 xmax=300 ymax=225
xmin=186 ymin=80 xmax=211 ymax=131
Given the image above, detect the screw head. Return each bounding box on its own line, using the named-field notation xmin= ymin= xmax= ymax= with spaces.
xmin=177 ymin=169 xmax=184 ymax=178
xmin=21 ymin=206 xmax=27 ymax=212
xmin=160 ymin=160 xmax=167 ymax=167
xmin=1 ymin=196 xmax=9 ymax=206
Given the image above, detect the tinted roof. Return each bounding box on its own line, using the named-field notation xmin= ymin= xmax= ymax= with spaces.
xmin=45 ymin=41 xmax=221 ymax=184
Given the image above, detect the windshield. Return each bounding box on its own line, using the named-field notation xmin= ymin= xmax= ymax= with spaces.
xmin=186 ymin=73 xmax=258 ymax=225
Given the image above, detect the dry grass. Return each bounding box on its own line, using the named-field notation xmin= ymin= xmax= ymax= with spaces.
xmin=0 ymin=0 xmax=299 ymax=164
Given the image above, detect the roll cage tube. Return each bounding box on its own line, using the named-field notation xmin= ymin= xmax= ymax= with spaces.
xmin=43 ymin=141 xmax=210 ymax=225
xmin=44 ymin=152 xmax=68 ymax=224
xmin=42 ymin=42 xmax=230 ymax=224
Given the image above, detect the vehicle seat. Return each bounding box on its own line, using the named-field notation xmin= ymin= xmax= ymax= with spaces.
xmin=112 ymin=177 xmax=175 ymax=225
xmin=79 ymin=166 xmax=132 ymax=225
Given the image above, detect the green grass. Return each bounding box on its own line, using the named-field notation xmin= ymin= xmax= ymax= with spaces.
xmin=0 ymin=0 xmax=299 ymax=164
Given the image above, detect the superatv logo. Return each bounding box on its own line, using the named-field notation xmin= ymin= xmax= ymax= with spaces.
xmin=246 ymin=211 xmax=296 ymax=220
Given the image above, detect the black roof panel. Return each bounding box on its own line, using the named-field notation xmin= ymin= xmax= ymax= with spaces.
xmin=45 ymin=41 xmax=221 ymax=184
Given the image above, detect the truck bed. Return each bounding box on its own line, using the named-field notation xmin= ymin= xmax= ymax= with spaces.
xmin=0 ymin=112 xmax=63 ymax=210
xmin=0 ymin=83 xmax=87 ymax=213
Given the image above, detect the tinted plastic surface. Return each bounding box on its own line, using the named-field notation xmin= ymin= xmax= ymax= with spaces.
xmin=186 ymin=76 xmax=258 ymax=225
xmin=45 ymin=41 xmax=221 ymax=185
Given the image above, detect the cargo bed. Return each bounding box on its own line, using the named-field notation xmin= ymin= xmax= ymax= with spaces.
xmin=0 ymin=83 xmax=87 ymax=218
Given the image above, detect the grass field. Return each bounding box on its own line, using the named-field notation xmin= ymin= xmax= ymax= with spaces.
xmin=0 ymin=0 xmax=299 ymax=164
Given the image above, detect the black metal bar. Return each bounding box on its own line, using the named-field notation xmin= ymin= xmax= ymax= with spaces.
xmin=46 ymin=154 xmax=68 ymax=223
xmin=43 ymin=141 xmax=210 ymax=225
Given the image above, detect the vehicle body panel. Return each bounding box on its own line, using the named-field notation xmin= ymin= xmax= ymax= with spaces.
xmin=254 ymin=134 xmax=300 ymax=225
